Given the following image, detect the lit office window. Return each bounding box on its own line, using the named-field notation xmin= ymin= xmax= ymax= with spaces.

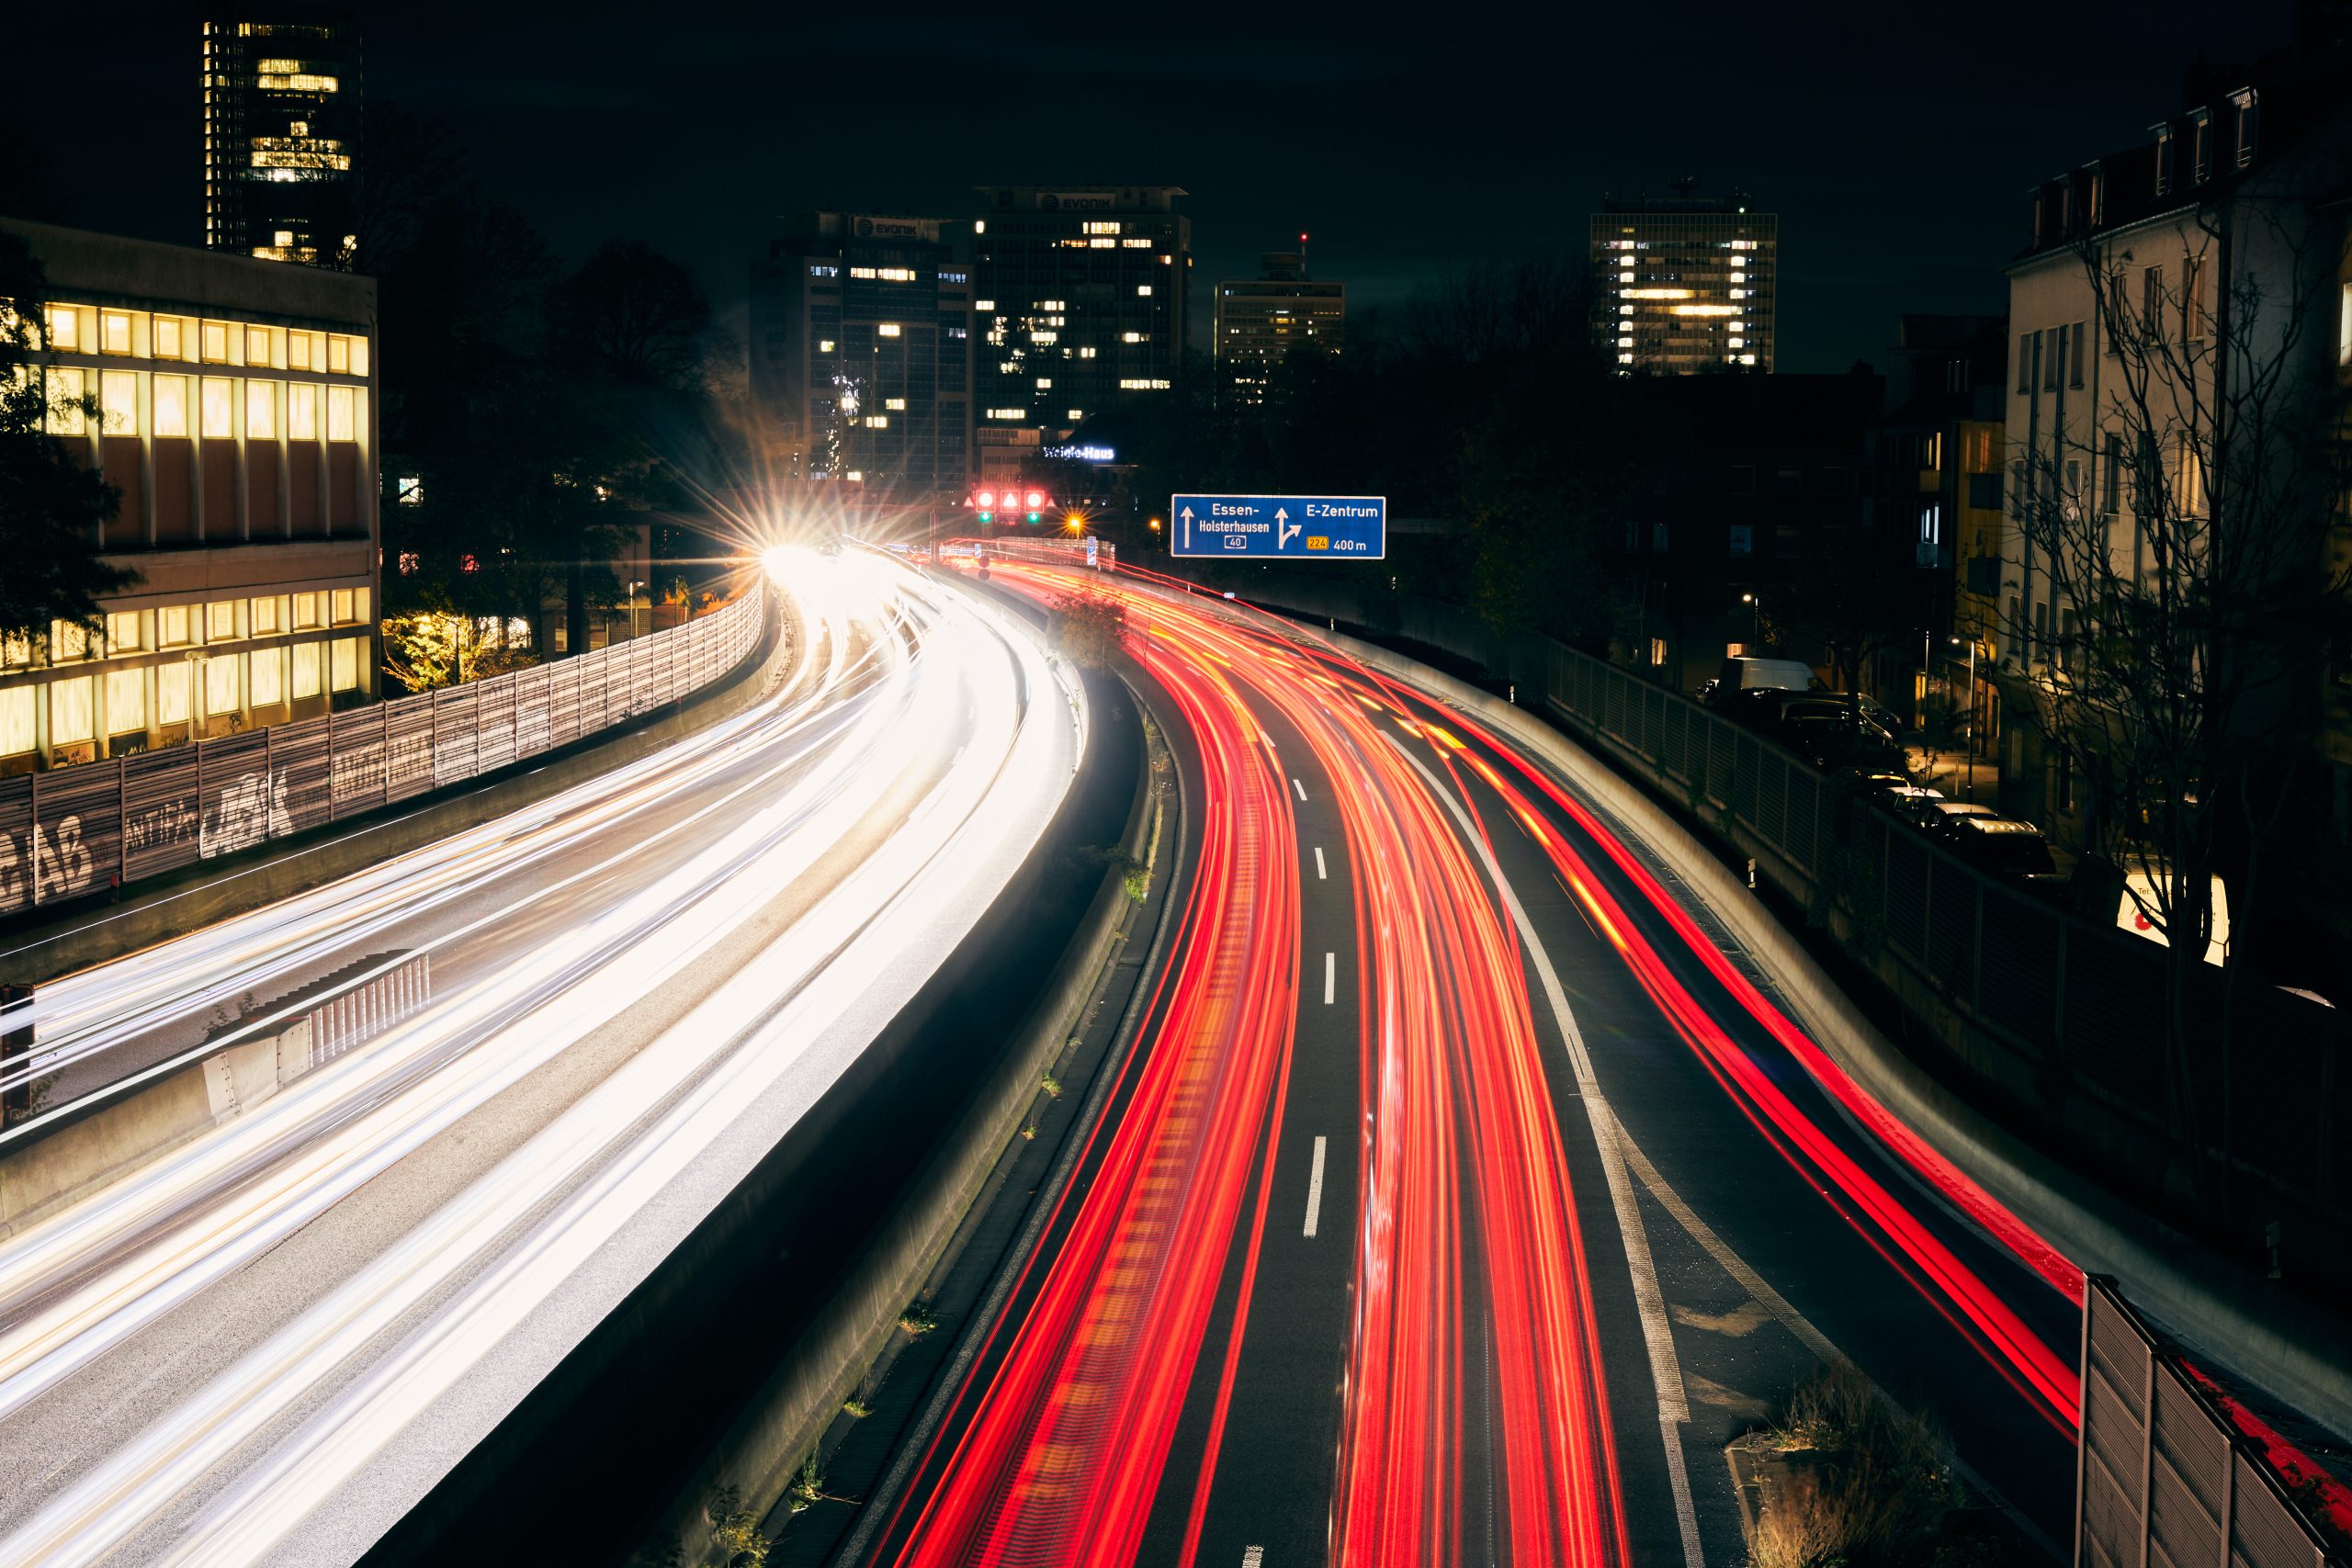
xmin=50 ymin=677 xmax=95 ymax=745
xmin=105 ymin=668 xmax=145 ymax=731
xmin=201 ymin=378 xmax=233 ymax=438
xmin=205 ymin=653 xmax=242 ymax=715
xmin=293 ymin=592 xmax=320 ymax=630
xmin=885 ymin=397 xmax=906 ymax=410
xmin=160 ymin=605 xmax=192 ymax=647
xmin=45 ymin=368 xmax=85 ymax=434
xmin=246 ymin=326 xmax=273 ymax=366
xmin=51 ymin=621 xmax=90 ymax=660
xmin=156 ymin=318 xmax=186 ymax=359
xmin=45 ymin=306 xmax=79 ymax=351
xmin=288 ymin=331 xmax=312 ymax=369
xmin=157 ymin=663 xmax=191 ymax=726
xmin=251 ymin=595 xmax=283 ymax=635
xmin=292 ymin=642 xmax=322 ymax=698
xmin=877 ymin=323 xmax=902 ymax=337
xmin=250 ymin=647 xmax=285 ymax=706
xmin=326 ymin=386 xmax=355 ymax=441
xmin=101 ymin=311 xmax=133 ymax=354
xmin=106 ymin=612 xmax=142 ymax=653
xmin=0 ymin=688 xmax=30 ymax=756
xmin=154 ymin=376 xmax=190 ymax=437
xmin=329 ymin=637 xmax=359 ymax=692
xmin=100 ymin=371 xmax=138 ymax=434
xmin=331 ymin=588 xmax=354 ymax=624
xmin=246 ymin=379 xmax=277 ymax=438
xmin=288 ymin=383 xmax=318 ymax=439
xmin=207 ymin=600 xmax=237 ymax=641
xmin=202 ymin=321 xmax=230 ymax=362
xmin=327 ymin=335 xmax=349 ymax=374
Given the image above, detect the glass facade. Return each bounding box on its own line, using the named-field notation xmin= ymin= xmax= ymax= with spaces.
xmin=203 ymin=15 xmax=365 ymax=267
xmin=1590 ymin=193 xmax=1778 ymax=375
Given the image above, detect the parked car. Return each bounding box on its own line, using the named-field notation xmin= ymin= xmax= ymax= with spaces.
xmin=1870 ymin=783 xmax=1945 ymax=827
xmin=1917 ymin=799 xmax=2002 ymax=842
xmin=1855 ymin=693 xmax=1908 ymax=736
xmin=1703 ymin=656 xmax=1823 ymax=707
xmin=1943 ymin=815 xmax=2067 ymax=895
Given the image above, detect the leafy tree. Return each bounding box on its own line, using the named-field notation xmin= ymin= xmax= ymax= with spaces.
xmin=0 ymin=231 xmax=136 ymax=646
xmin=1054 ymin=592 xmax=1126 ymax=669
xmin=379 ymin=607 xmax=537 ymax=693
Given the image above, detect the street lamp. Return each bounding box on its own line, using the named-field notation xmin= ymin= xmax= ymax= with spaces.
xmin=1950 ymin=633 xmax=1979 ymax=802
xmin=627 ymin=580 xmax=645 ymax=641
xmin=1740 ymin=592 xmax=1761 ymax=649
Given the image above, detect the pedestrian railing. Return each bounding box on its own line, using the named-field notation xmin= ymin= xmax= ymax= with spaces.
xmin=0 ymin=592 xmax=763 ymax=919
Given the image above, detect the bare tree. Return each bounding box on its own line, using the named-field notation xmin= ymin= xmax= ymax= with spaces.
xmin=2012 ymin=146 xmax=2352 ymax=1147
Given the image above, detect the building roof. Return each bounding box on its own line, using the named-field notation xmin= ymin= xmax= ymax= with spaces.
xmin=0 ymin=216 xmax=375 ymax=325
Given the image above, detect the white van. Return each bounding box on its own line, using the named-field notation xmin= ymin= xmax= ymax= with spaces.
xmin=1713 ymin=656 xmax=1822 ymax=695
xmin=2116 ymin=869 xmax=2229 ymax=966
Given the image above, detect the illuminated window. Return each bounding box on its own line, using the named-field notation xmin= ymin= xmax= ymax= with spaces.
xmin=986 ymin=407 xmax=1027 ymax=420
xmin=156 ymin=317 xmax=186 ymax=359
xmin=1136 ymin=285 xmax=1153 ymax=297
xmin=326 ymin=334 xmax=348 ymax=374
xmin=974 ymin=299 xmax=994 ymax=311
xmin=251 ymin=595 xmax=282 ymax=635
xmin=101 ymin=311 xmax=133 ymax=354
xmin=106 ymin=612 xmax=141 ymax=653
xmin=848 ymin=265 xmax=877 ymax=278
xmin=45 ymin=306 xmax=79 ymax=350
xmin=256 ymin=71 xmax=338 ymax=92
xmin=161 ymin=604 xmax=192 ymax=646
xmin=154 ymin=376 xmax=190 ymax=437
xmin=288 ymin=382 xmax=318 ymax=439
xmin=45 ymin=368 xmax=85 ymax=434
xmin=105 ymin=668 xmax=145 ymax=731
xmin=288 ymin=332 xmax=312 ymax=369
xmin=50 ymin=677 xmax=95 ymax=745
xmin=1082 ymin=220 xmax=1121 ymax=234
xmin=51 ymin=620 xmax=89 ymax=660
xmin=0 ymin=689 xmax=29 ymax=756
xmin=1122 ymin=238 xmax=1152 ymax=248
xmin=817 ymin=339 xmax=835 ymax=352
xmin=100 ymin=371 xmax=138 ymax=434
xmin=1121 ymin=332 xmax=1147 ymax=343
xmin=1035 ymin=378 xmax=1052 ymax=389
xmin=156 ymin=662 xmax=191 ymax=726
xmin=205 ymin=653 xmax=241 ymax=715
xmin=249 ymin=647 xmax=284 ymax=706
xmin=246 ymin=325 xmax=273 ymax=365
xmin=207 ymin=600 xmax=238 ymax=641
xmin=330 ymin=637 xmax=359 ymax=691
xmin=201 ymin=378 xmax=233 ymax=438
xmin=1077 ymin=346 xmax=1097 ymax=358
xmin=326 ymin=385 xmax=355 ymax=441
xmin=291 ymin=641 xmax=322 ymax=698
xmin=877 ymin=323 xmax=902 ymax=337
xmin=246 ymin=379 xmax=277 ymax=438
xmin=1068 ymin=408 xmax=1082 ymax=420
xmin=884 ymin=397 xmax=905 ymax=410
xmin=202 ymin=320 xmax=230 ymax=362
xmin=864 ymin=414 xmax=888 ymax=428
xmin=1116 ymin=378 xmax=1172 ymax=389
xmin=328 ymin=588 xmax=353 ymax=624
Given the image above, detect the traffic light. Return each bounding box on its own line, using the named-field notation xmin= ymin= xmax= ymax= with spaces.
xmin=973 ymin=490 xmax=996 ymax=525
xmin=1024 ymin=489 xmax=1046 ymax=525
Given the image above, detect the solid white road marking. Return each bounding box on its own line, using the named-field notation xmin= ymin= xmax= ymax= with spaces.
xmin=1324 ymin=951 xmax=1336 ymax=1005
xmin=1314 ymin=846 xmax=1328 ymax=881
xmin=1292 ymin=776 xmax=1307 ymax=802
xmin=1303 ymin=1136 xmax=1328 ymax=1238
xmin=1396 ymin=741 xmax=1704 ymax=1568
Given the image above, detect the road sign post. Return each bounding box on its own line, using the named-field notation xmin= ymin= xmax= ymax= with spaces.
xmin=1169 ymin=494 xmax=1386 ymax=559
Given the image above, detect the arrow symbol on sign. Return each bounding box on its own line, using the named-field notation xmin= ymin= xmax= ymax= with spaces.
xmin=1181 ymin=505 xmax=1195 ymax=548
xmin=1276 ymin=508 xmax=1300 ymax=549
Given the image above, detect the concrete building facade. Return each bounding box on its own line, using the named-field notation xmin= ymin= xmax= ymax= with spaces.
xmin=202 ymin=12 xmax=363 ymax=267
xmin=969 ymin=186 xmax=1190 ymax=487
xmin=1214 ymin=251 xmax=1343 ymax=404
xmin=2 ymin=219 xmax=379 ymax=774
xmin=1591 ymin=186 xmax=1777 ymax=374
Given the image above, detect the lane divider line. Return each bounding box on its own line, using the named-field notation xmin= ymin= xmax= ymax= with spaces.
xmin=1396 ymin=741 xmax=1705 ymax=1568
xmin=1304 ymin=1135 xmax=1328 ymax=1238
xmin=1323 ymin=951 xmax=1335 ymax=1006
xmin=1291 ymin=776 xmax=1307 ymax=802
xmin=1314 ymin=846 xmax=1328 ymax=881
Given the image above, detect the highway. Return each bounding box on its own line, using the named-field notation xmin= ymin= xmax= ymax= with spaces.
xmin=0 ymin=550 xmax=1084 ymax=1567
xmin=851 ymin=563 xmax=2084 ymax=1567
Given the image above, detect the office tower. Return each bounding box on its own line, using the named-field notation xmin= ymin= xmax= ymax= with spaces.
xmin=1591 ymin=184 xmax=1776 ymax=373
xmin=969 ymin=186 xmax=1189 ymax=484
xmin=202 ymin=12 xmax=363 ymax=266
xmin=748 ymin=213 xmax=976 ymax=511
xmin=1214 ymin=248 xmax=1344 ymax=404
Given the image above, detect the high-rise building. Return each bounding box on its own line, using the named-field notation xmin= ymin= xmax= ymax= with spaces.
xmin=1214 ymin=249 xmax=1343 ymax=404
xmin=749 ymin=213 xmax=975 ymax=513
xmin=1591 ymin=185 xmax=1776 ymax=374
xmin=202 ymin=13 xmax=363 ymax=267
xmin=969 ymin=186 xmax=1190 ymax=485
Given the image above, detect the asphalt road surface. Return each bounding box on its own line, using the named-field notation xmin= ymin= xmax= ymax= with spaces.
xmin=848 ymin=563 xmax=2082 ymax=1568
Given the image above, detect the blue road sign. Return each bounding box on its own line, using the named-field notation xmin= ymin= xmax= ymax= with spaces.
xmin=1169 ymin=494 xmax=1386 ymax=559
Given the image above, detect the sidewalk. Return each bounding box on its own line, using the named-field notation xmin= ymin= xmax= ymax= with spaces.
xmin=1907 ymin=746 xmax=2000 ymax=806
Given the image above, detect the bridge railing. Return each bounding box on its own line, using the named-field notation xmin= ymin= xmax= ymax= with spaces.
xmin=0 ymin=592 xmax=763 ymax=918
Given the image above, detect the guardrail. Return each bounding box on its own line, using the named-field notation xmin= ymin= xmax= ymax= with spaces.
xmin=2078 ymin=1277 xmax=2344 ymax=1566
xmin=942 ymin=536 xmax=1116 ymax=571
xmin=1193 ymin=565 xmax=2351 ymax=1301
xmin=0 ymin=592 xmax=763 ymax=919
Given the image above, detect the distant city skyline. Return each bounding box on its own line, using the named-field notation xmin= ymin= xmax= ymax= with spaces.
xmin=6 ymin=2 xmax=2294 ymax=374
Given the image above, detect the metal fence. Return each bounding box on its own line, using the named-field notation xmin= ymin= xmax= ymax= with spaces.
xmin=1202 ymin=567 xmax=2352 ymax=1296
xmin=944 ymin=535 xmax=1117 ymax=571
xmin=2078 ymin=1276 xmax=2342 ymax=1567
xmin=0 ymin=592 xmax=763 ymax=919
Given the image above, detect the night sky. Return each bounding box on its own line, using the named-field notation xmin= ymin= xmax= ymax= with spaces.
xmin=17 ymin=1 xmax=2292 ymax=375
